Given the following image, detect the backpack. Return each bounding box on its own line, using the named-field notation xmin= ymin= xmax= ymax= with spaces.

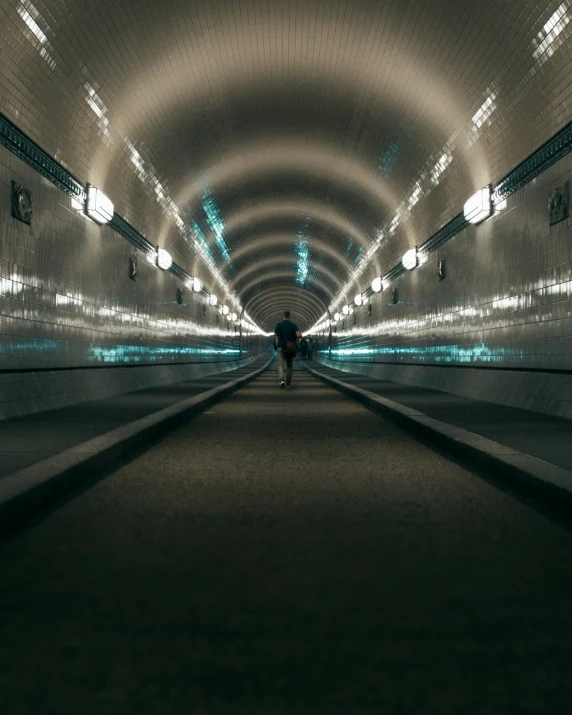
xmin=278 ymin=323 xmax=298 ymax=356
xmin=283 ymin=339 xmax=298 ymax=356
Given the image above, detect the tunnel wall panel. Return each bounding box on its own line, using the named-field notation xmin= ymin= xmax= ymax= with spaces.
xmin=3 ymin=0 xmax=572 ymax=314
xmin=0 ymin=354 xmax=263 ymax=421
xmin=316 ymin=357 xmax=572 ymax=421
xmin=0 ymin=144 xmax=266 ymax=419
xmin=322 ymin=149 xmax=572 ymax=419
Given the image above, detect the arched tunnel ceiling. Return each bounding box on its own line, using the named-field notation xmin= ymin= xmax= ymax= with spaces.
xmin=2 ymin=0 xmax=571 ymax=330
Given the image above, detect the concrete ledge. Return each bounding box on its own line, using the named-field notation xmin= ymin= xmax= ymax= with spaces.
xmin=302 ymin=361 xmax=572 ymax=508
xmin=0 ymin=352 xmax=266 ymax=422
xmin=317 ymin=356 xmax=572 ymax=422
xmin=0 ymin=357 xmax=274 ymax=536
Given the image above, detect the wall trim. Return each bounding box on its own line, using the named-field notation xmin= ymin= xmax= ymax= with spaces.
xmin=317 ymin=356 xmax=572 ymax=422
xmin=362 ymin=119 xmax=572 ymax=290
xmin=0 ymin=111 xmax=204 ymax=298
xmin=321 ymin=357 xmax=572 ymax=376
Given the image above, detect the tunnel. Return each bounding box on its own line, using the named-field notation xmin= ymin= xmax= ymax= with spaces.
xmin=2 ymin=0 xmax=572 ymax=711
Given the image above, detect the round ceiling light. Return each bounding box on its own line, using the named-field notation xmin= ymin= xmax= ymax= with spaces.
xmin=402 ymin=248 xmax=418 ymax=271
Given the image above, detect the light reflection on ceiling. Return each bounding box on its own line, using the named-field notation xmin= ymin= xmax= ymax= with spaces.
xmin=4 ymin=0 xmax=572 ymax=330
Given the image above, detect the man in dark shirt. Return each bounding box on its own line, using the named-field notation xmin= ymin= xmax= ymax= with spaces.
xmin=274 ymin=310 xmax=302 ymax=388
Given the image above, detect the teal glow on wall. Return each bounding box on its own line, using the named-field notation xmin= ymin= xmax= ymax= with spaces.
xmin=328 ymin=343 xmax=526 ymax=364
xmin=379 ymin=137 xmax=401 ymax=178
xmin=295 ymin=220 xmax=311 ymax=286
xmin=88 ymin=344 xmax=241 ymax=363
xmin=202 ymin=188 xmax=233 ymax=266
xmin=182 ymin=204 xmax=217 ymax=265
xmin=0 ymin=339 xmax=243 ymax=363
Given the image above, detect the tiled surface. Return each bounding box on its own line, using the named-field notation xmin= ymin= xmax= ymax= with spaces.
xmin=0 ymin=356 xmax=270 ymax=478
xmin=321 ymin=148 xmax=572 ymax=415
xmin=0 ymin=144 xmax=265 ymax=416
xmin=318 ymin=356 xmax=572 ymax=421
xmin=0 ymin=146 xmax=263 ymax=372
xmin=0 ymin=352 xmax=267 ymax=421
xmin=1 ymin=0 xmax=572 ymax=415
xmin=309 ymin=360 xmax=572 ymax=470
xmin=1 ymin=0 xmax=572 ymax=330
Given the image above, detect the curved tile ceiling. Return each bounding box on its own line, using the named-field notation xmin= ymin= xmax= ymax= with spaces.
xmin=2 ymin=0 xmax=571 ymax=330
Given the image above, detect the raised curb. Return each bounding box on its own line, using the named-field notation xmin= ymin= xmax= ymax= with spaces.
xmin=302 ymin=361 xmax=572 ymax=508
xmin=0 ymin=356 xmax=274 ymax=535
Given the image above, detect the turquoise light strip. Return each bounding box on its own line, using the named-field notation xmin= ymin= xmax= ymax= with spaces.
xmin=328 ymin=343 xmax=526 ymax=364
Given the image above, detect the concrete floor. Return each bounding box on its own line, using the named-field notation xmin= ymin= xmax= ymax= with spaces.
xmin=0 ymin=358 xmax=269 ymax=478
xmin=1 ymin=365 xmax=572 ymax=713
xmin=308 ymin=361 xmax=572 ymax=471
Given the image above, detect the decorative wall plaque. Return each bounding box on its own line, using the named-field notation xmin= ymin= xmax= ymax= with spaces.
xmin=11 ymin=181 xmax=33 ymax=224
xmin=367 ymin=303 xmax=372 ymax=317
xmin=176 ymin=287 xmax=184 ymax=305
xmin=391 ymin=287 xmax=398 ymax=305
xmin=438 ymin=257 xmax=447 ymax=281
xmin=128 ymin=257 xmax=138 ymax=281
xmin=548 ymin=181 xmax=569 ymax=225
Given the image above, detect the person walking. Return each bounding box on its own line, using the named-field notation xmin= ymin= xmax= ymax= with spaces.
xmin=300 ymin=337 xmax=308 ymax=360
xmin=307 ymin=337 xmax=314 ymax=360
xmin=274 ymin=310 xmax=302 ymax=388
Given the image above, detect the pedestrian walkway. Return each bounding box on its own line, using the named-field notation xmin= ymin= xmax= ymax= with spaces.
xmin=1 ymin=367 xmax=572 ymax=713
xmin=0 ymin=357 xmax=269 ymax=479
xmin=306 ymin=361 xmax=572 ymax=472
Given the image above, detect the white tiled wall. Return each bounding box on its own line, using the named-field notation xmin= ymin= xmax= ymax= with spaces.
xmin=324 ymin=152 xmax=572 ymax=419
xmin=0 ymin=146 xmax=265 ymax=418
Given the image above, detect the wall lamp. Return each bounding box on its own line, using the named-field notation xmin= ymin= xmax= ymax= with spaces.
xmin=342 ymin=304 xmax=350 ymax=315
xmin=222 ymin=305 xmax=229 ymax=315
xmin=402 ymin=248 xmax=418 ymax=271
xmin=86 ymin=185 xmax=113 ymax=224
xmin=209 ymin=294 xmax=218 ymax=306
xmin=157 ymin=247 xmax=173 ymax=270
xmin=464 ymin=185 xmax=492 ymax=224
xmin=354 ymin=293 xmax=363 ymax=306
xmin=371 ymin=277 xmax=383 ymax=293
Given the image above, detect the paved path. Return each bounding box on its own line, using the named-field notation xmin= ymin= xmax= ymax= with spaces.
xmin=307 ymin=360 xmax=572 ymax=471
xmin=2 ymin=365 xmax=572 ymax=713
xmin=0 ymin=357 xmax=268 ymax=479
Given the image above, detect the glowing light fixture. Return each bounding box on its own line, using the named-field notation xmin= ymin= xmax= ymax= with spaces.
xmin=222 ymin=305 xmax=229 ymax=315
xmin=193 ymin=277 xmax=202 ymax=293
xmin=354 ymin=293 xmax=363 ymax=306
xmin=157 ymin=247 xmax=173 ymax=271
xmin=86 ymin=185 xmax=113 ymax=224
xmin=402 ymin=248 xmax=418 ymax=271
xmin=231 ymin=312 xmax=237 ymax=321
xmin=209 ymin=294 xmax=218 ymax=306
xmin=334 ymin=312 xmax=341 ymax=321
xmin=463 ymin=186 xmax=492 ymax=225
xmin=342 ymin=304 xmax=350 ymax=315
xmin=371 ymin=277 xmax=382 ymax=293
